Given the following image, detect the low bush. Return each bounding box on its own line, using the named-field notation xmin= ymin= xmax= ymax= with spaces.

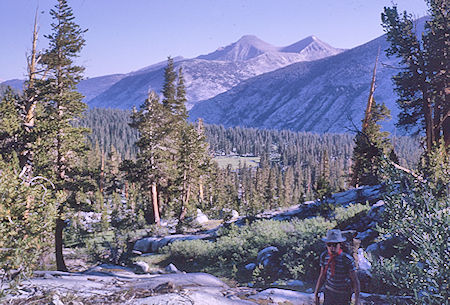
xmin=371 ymin=159 xmax=449 ymax=304
xmin=333 ymin=202 xmax=370 ymax=229
xmin=0 ymin=158 xmax=57 ymax=287
xmin=164 ymin=239 xmax=215 ymax=265
xmin=162 ymin=216 xmax=335 ymax=284
xmin=281 ymin=217 xmax=334 ymax=281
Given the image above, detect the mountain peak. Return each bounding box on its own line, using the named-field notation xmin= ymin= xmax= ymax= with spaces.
xmin=237 ymin=34 xmax=260 ymax=42
xmin=197 ymin=35 xmax=277 ymax=61
xmin=280 ymin=35 xmax=344 ymax=60
xmin=281 ymin=35 xmax=323 ymax=53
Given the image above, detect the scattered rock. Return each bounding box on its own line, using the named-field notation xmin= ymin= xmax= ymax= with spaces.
xmin=134 ymin=261 xmax=150 ymax=274
xmin=195 ymin=208 xmax=209 ymax=224
xmin=286 ymin=279 xmax=305 ymax=288
xmin=43 ymin=272 xmax=54 ymax=279
xmin=368 ymin=200 xmax=385 ymax=219
xmin=256 ymin=246 xmax=279 ymax=267
xmin=134 ymin=233 xmax=213 ymax=253
xmin=154 ymin=281 xmax=178 ymax=294
xmin=356 ymin=229 xmax=378 ymax=245
xmin=245 ymin=263 xmax=256 ymax=271
xmin=165 ymin=263 xmax=179 ymax=273
xmin=256 ymin=246 xmax=281 ymax=277
xmin=50 ymin=294 xmax=64 ymax=305
xmin=357 ymin=248 xmax=373 ymax=291
xmin=366 ymin=236 xmax=401 ymax=258
xmin=251 ymin=288 xmax=315 ymax=304
xmin=358 ymin=248 xmax=371 ymax=270
xmin=132 ymin=249 xmax=143 ymax=255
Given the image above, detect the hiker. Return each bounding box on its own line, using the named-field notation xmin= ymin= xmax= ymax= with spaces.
xmin=314 ymin=229 xmax=360 ymax=305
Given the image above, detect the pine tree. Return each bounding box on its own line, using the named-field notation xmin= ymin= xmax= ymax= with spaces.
xmin=0 ymin=88 xmax=22 ymax=162
xmin=315 ymin=149 xmax=333 ymax=199
xmin=175 ymin=123 xmax=211 ymax=227
xmin=105 ymin=144 xmax=122 ymax=195
xmin=381 ymin=1 xmax=449 ymax=151
xmin=351 ymin=55 xmax=393 ymax=187
xmin=161 ymin=57 xmax=178 ymax=114
xmin=0 ymin=158 xmax=57 ymax=279
xmin=351 ymin=99 xmax=392 ymax=186
xmin=171 ymin=67 xmax=211 ymax=229
xmin=36 ymin=0 xmax=88 ymax=271
xmin=127 ymin=91 xmax=172 ymax=226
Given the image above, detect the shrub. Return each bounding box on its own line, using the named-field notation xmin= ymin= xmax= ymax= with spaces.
xmin=162 ymin=216 xmax=335 ymax=284
xmin=281 ymin=217 xmax=335 ymax=281
xmin=163 ymin=239 xmax=215 ymax=264
xmin=333 ymin=202 xmax=370 ymax=229
xmin=0 ymin=159 xmax=57 ymax=286
xmin=371 ymin=160 xmax=449 ymax=304
xmin=214 ymin=220 xmax=293 ymax=263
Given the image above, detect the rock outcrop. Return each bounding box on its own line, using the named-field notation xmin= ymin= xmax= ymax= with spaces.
xmin=2 ymin=265 xmax=413 ymax=304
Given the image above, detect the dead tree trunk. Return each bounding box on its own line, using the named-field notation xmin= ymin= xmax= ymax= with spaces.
xmin=151 ymin=182 xmax=160 ymax=226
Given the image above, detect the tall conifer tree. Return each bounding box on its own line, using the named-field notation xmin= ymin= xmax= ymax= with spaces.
xmin=128 ymin=91 xmax=172 ymax=226
xmin=351 ymin=100 xmax=392 ymax=186
xmin=381 ymin=1 xmax=449 ymax=151
xmin=37 ymin=0 xmax=88 ymax=271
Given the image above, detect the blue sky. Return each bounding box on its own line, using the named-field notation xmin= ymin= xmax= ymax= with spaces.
xmin=1 ymin=0 xmax=429 ymax=80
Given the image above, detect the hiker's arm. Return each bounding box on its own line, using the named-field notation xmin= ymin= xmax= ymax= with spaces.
xmin=350 ymin=270 xmax=360 ymax=305
xmin=314 ymin=266 xmax=326 ymax=305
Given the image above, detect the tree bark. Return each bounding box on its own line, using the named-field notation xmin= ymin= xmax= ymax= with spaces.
xmin=151 ymin=182 xmax=160 ymax=226
xmin=199 ymin=179 xmax=204 ymax=203
xmin=124 ymin=181 xmax=129 ymax=199
xmin=99 ymin=148 xmax=105 ymax=193
xmin=55 ymin=217 xmax=68 ymax=272
xmin=424 ymin=96 xmax=434 ymax=153
xmin=362 ymin=52 xmax=378 ymax=132
xmin=444 ymin=115 xmax=450 ymax=147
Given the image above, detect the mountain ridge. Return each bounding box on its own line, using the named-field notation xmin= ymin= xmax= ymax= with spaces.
xmin=0 ymin=35 xmax=344 ymax=111
xmin=84 ymin=34 xmax=343 ymax=110
xmin=189 ymin=34 xmax=401 ymax=133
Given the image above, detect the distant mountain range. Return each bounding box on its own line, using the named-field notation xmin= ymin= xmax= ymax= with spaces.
xmin=2 ymin=22 xmax=428 ymax=134
xmin=1 ymin=35 xmax=343 ymax=111
xmin=189 ymin=18 xmax=428 ymax=133
xmin=189 ymin=35 xmax=399 ymax=133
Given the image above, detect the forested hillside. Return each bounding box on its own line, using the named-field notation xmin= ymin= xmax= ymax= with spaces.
xmin=79 ymin=107 xmax=422 ymax=206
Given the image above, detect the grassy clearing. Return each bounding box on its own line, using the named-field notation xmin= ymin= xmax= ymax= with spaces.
xmin=213 ymin=156 xmax=260 ymax=169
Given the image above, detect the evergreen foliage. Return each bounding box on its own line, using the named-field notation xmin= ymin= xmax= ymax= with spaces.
xmin=77 ymin=108 xmax=139 ymax=159
xmin=76 ymin=107 xmax=423 ymax=215
xmin=381 ymin=0 xmax=449 ymax=151
xmin=373 ymin=157 xmax=449 ymax=304
xmin=0 ymin=88 xmax=22 ymax=163
xmin=163 ymin=217 xmax=335 ymax=283
xmin=125 ymin=91 xmax=173 ymax=225
xmin=0 ymin=158 xmax=57 ymax=284
xmin=35 ymin=0 xmax=89 ymax=271
xmin=351 ymin=100 xmax=393 ymax=187
xmin=121 ymin=59 xmax=212 ymax=228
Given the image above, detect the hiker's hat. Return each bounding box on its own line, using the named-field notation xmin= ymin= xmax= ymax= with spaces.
xmin=322 ymin=229 xmax=346 ymax=243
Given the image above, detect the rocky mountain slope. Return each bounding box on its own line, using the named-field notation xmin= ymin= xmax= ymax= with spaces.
xmin=85 ymin=35 xmax=342 ymax=110
xmin=189 ymin=35 xmax=399 ymax=133
xmin=0 ymin=35 xmax=342 ymax=111
xmin=189 ymin=17 xmax=429 ymax=133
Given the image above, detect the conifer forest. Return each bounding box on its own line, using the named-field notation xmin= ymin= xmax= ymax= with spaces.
xmin=0 ymin=0 xmax=448 ymax=304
